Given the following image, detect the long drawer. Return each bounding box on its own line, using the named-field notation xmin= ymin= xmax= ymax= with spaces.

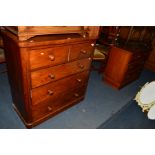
xmin=31 ymin=57 xmax=92 ymax=88
xmin=31 ymin=71 xmax=89 ymax=106
xmin=32 ymin=85 xmax=87 ymax=121
xmin=29 ymin=46 xmax=69 ymax=70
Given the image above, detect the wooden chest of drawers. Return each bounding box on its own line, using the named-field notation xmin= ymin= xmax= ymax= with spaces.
xmin=104 ymin=46 xmax=150 ymax=89
xmin=2 ymin=28 xmax=97 ymax=128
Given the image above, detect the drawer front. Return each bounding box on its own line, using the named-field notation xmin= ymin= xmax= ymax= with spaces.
xmin=32 ymin=85 xmax=87 ymax=121
xmin=123 ymin=70 xmax=141 ymax=85
xmin=31 ymin=71 xmax=89 ymax=106
xmin=29 ymin=46 xmax=69 ymax=70
xmin=130 ymin=52 xmax=148 ymax=63
xmin=69 ymin=43 xmax=95 ymax=61
xmin=31 ymin=57 xmax=92 ymax=88
xmin=126 ymin=65 xmax=143 ymax=76
xmin=127 ymin=61 xmax=145 ymax=73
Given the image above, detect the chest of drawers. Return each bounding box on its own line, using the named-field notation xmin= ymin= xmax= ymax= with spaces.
xmin=104 ymin=46 xmax=150 ymax=89
xmin=2 ymin=29 xmax=97 ymax=128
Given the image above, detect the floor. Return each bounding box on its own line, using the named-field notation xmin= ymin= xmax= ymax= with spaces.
xmin=0 ymin=62 xmax=155 ymax=129
xmin=98 ymin=99 xmax=155 ymax=129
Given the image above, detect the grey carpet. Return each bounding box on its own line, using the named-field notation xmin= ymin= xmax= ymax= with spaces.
xmin=98 ymin=100 xmax=155 ymax=129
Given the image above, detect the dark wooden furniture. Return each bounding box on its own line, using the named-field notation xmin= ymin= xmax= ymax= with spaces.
xmin=104 ymin=45 xmax=151 ymax=89
xmin=0 ymin=28 xmax=5 ymax=64
xmin=2 ymin=26 xmax=99 ymax=128
xmin=98 ymin=26 xmax=120 ymax=46
xmin=0 ymin=48 xmax=5 ymax=64
xmin=145 ymin=38 xmax=155 ymax=72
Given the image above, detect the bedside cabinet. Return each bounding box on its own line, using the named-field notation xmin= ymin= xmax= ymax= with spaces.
xmin=2 ymin=27 xmax=99 ymax=128
xmin=104 ymin=46 xmax=150 ymax=89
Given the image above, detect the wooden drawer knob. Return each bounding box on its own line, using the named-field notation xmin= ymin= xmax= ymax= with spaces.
xmin=74 ymin=93 xmax=79 ymax=97
xmin=49 ymin=55 xmax=55 ymax=61
xmin=47 ymin=90 xmax=54 ymax=95
xmin=137 ymin=55 xmax=141 ymax=58
xmin=81 ymin=50 xmax=87 ymax=54
xmin=48 ymin=73 xmax=55 ymax=79
xmin=47 ymin=106 xmax=52 ymax=111
xmin=78 ymin=64 xmax=84 ymax=69
xmin=91 ymin=43 xmax=95 ymax=47
xmin=88 ymin=57 xmax=92 ymax=61
xmin=76 ymin=78 xmax=82 ymax=83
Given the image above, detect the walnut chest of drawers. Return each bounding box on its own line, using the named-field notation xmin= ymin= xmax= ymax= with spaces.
xmin=104 ymin=46 xmax=150 ymax=89
xmin=2 ymin=29 xmax=97 ymax=128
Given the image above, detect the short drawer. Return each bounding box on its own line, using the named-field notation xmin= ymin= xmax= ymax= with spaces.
xmin=31 ymin=57 xmax=92 ymax=88
xmin=123 ymin=70 xmax=141 ymax=85
xmin=31 ymin=71 xmax=90 ymax=106
xmin=127 ymin=61 xmax=145 ymax=73
xmin=69 ymin=42 xmax=95 ymax=61
xmin=32 ymin=85 xmax=87 ymax=121
xmin=29 ymin=46 xmax=69 ymax=70
xmin=130 ymin=52 xmax=148 ymax=63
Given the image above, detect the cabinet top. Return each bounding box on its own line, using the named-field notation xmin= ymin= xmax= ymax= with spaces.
xmin=2 ymin=26 xmax=100 ymax=41
xmin=1 ymin=29 xmax=96 ymax=48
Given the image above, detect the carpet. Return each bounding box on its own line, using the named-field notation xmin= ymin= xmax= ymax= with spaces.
xmin=98 ymin=99 xmax=155 ymax=129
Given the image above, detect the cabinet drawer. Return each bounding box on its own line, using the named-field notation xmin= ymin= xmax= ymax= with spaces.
xmin=69 ymin=42 xmax=95 ymax=61
xmin=123 ymin=70 xmax=141 ymax=85
xmin=130 ymin=52 xmax=148 ymax=63
xmin=29 ymin=46 xmax=69 ymax=70
xmin=31 ymin=71 xmax=89 ymax=106
xmin=32 ymin=85 xmax=87 ymax=121
xmin=127 ymin=61 xmax=145 ymax=73
xmin=31 ymin=58 xmax=92 ymax=88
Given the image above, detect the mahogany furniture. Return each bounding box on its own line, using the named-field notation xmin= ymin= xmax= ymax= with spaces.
xmin=104 ymin=45 xmax=151 ymax=89
xmin=145 ymin=38 xmax=155 ymax=72
xmin=0 ymin=48 xmax=5 ymax=64
xmin=2 ymin=26 xmax=99 ymax=128
xmin=0 ymin=28 xmax=5 ymax=64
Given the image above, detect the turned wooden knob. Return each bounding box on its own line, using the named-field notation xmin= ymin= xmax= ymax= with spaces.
xmin=49 ymin=55 xmax=55 ymax=61
xmin=81 ymin=50 xmax=87 ymax=54
xmin=91 ymin=43 xmax=95 ymax=47
xmin=47 ymin=106 xmax=52 ymax=111
xmin=78 ymin=64 xmax=84 ymax=69
xmin=47 ymin=90 xmax=54 ymax=95
xmin=74 ymin=93 xmax=79 ymax=97
xmin=76 ymin=78 xmax=82 ymax=83
xmin=48 ymin=73 xmax=55 ymax=79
